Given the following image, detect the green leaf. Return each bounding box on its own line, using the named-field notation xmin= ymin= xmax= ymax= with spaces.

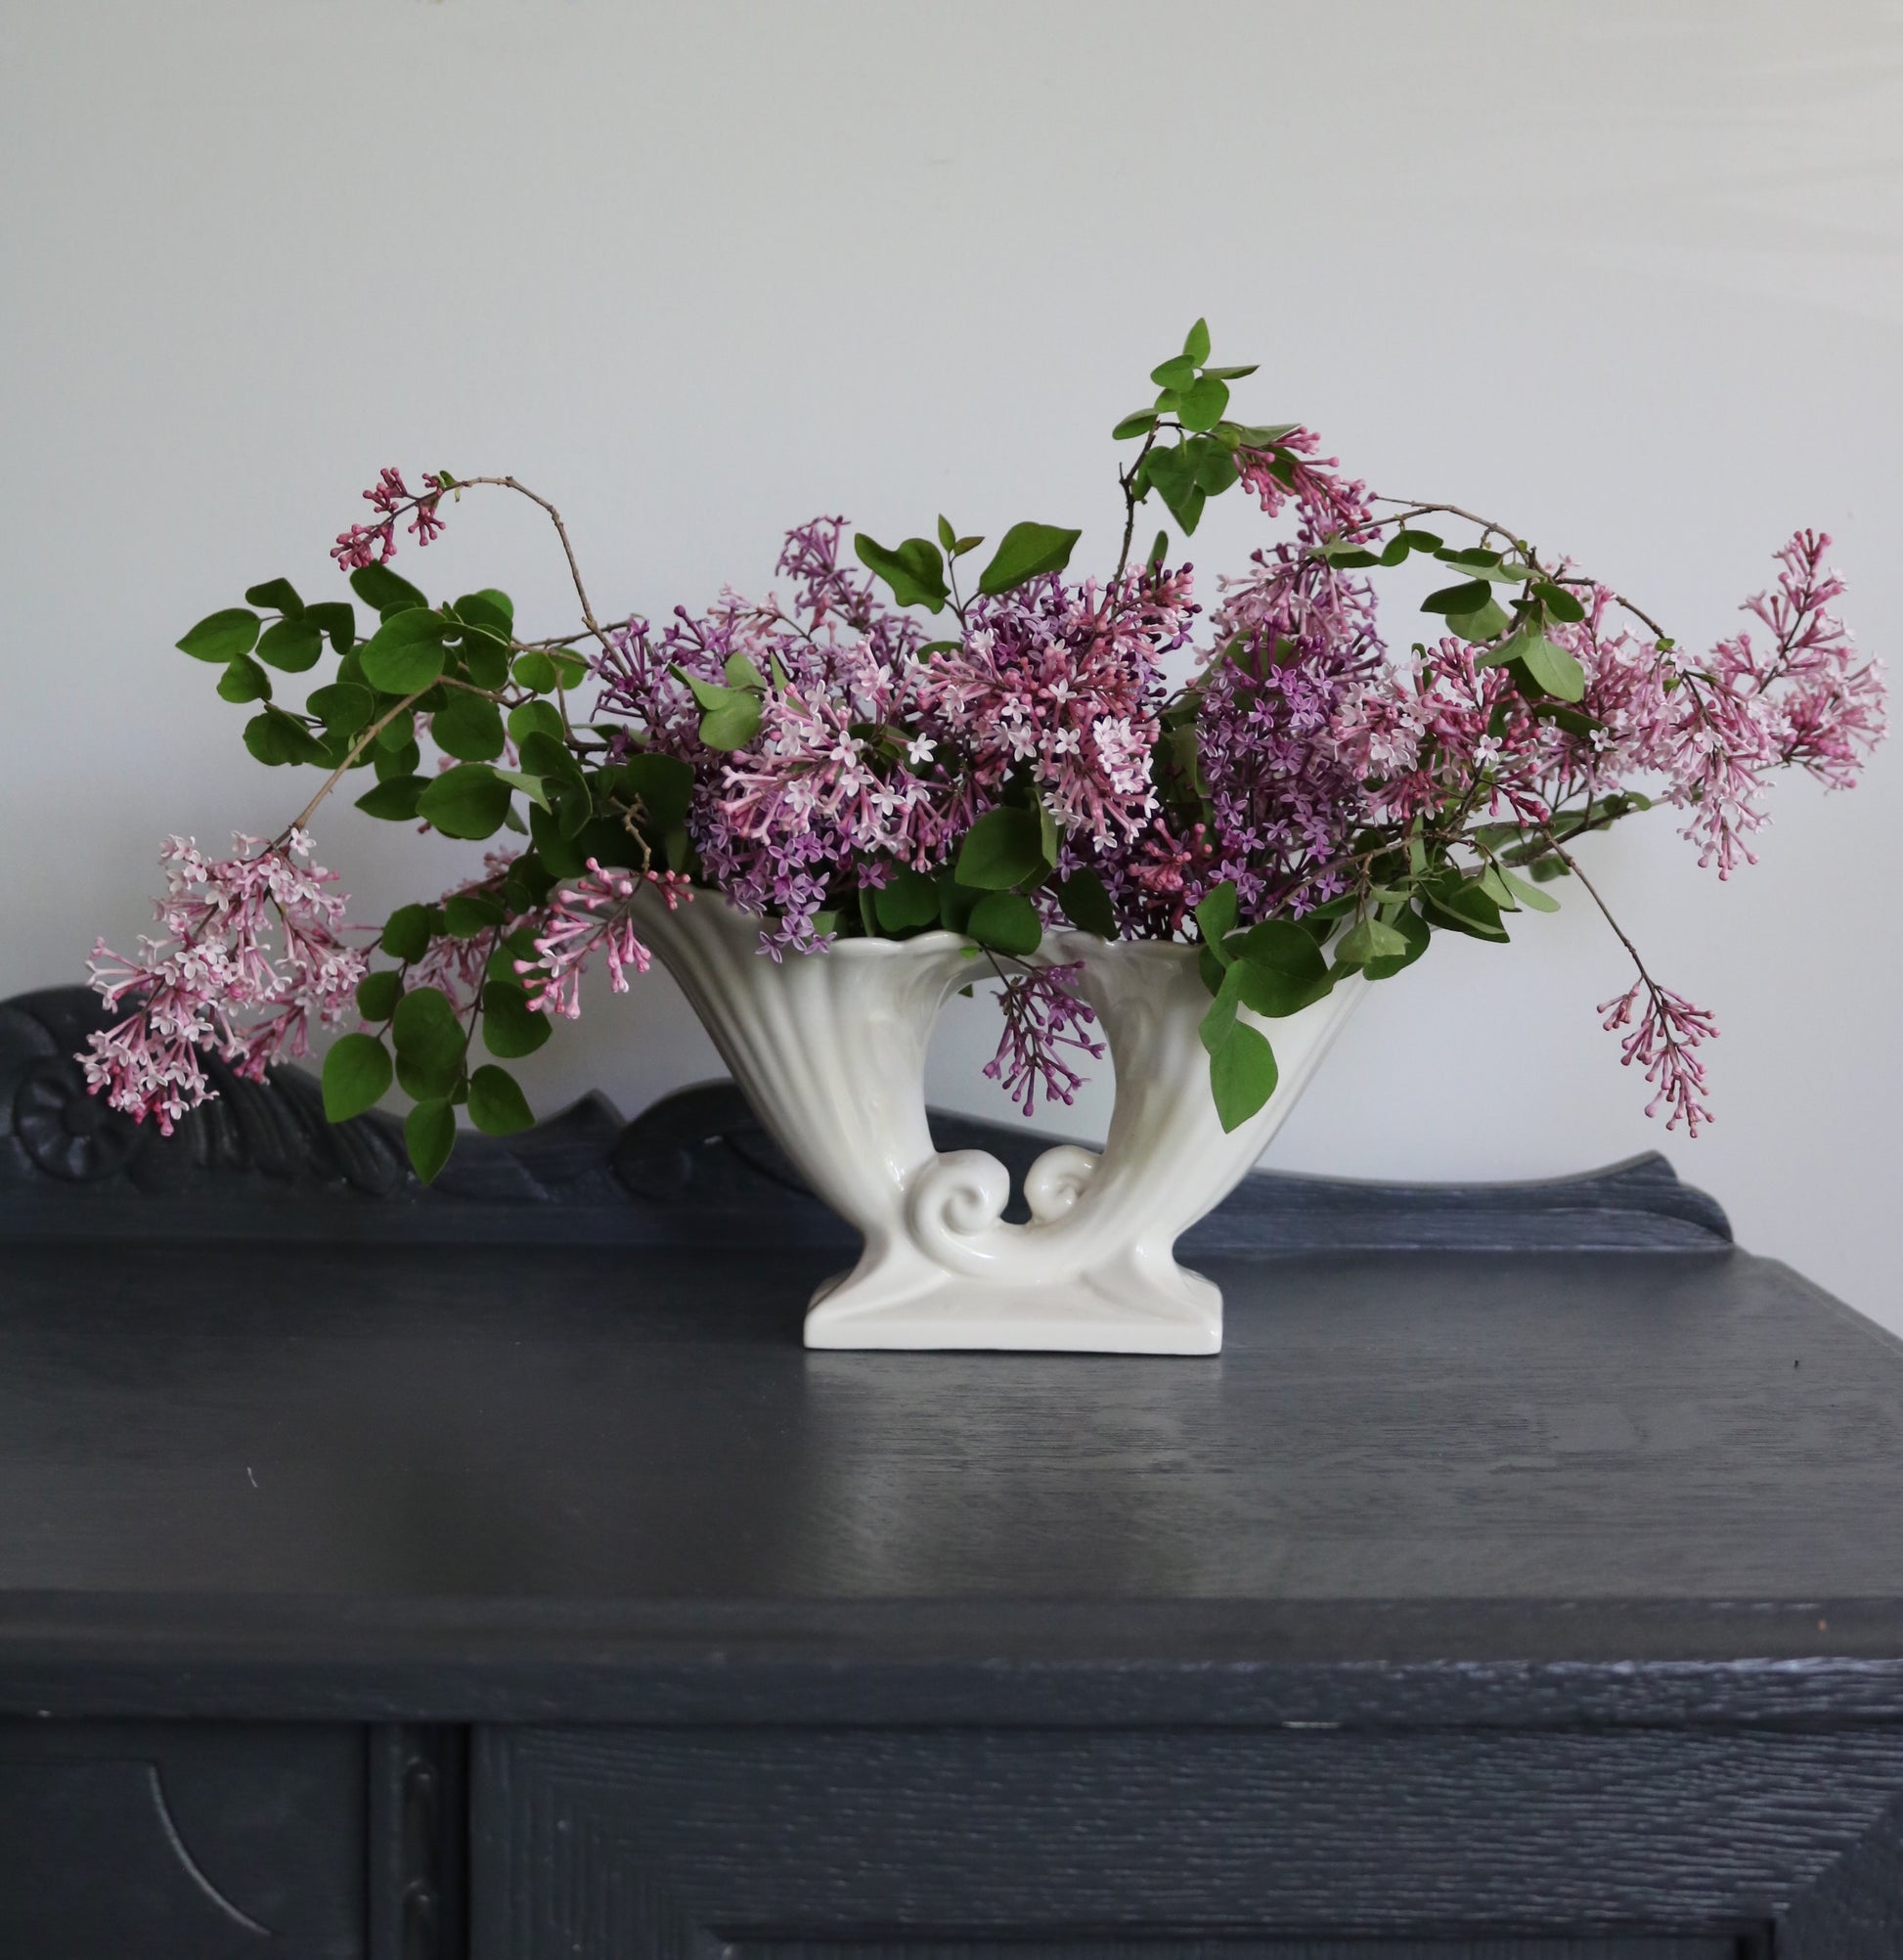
xmin=1447 ymin=596 xmax=1512 ymax=645
xmin=937 ymin=867 xmax=979 ymax=935
xmin=244 ymin=578 xmax=303 ymax=613
xmin=955 ymin=806 xmax=1048 ymax=890
xmin=1191 ymin=440 xmax=1240 ymax=495
xmin=977 ymin=521 xmax=1083 ymax=596
xmin=380 ymin=904 xmax=435 ymax=963
xmin=1176 ymin=375 xmax=1231 ymax=432
xmin=1334 ymin=915 xmax=1410 ymax=968
xmin=354 ymin=775 xmax=428 ymax=821
xmin=252 ymin=616 xmax=323 ymax=673
xmin=430 ymin=690 xmax=507 ymax=761
xmin=1394 ymin=529 xmax=1443 ymax=553
xmin=937 ymin=514 xmax=957 ymax=553
xmin=853 ymin=534 xmax=949 ymax=612
xmin=1150 ymin=353 xmax=1197 ymax=389
xmin=1209 ymin=1022 xmax=1278 ymax=1134
xmin=873 ymin=867 xmax=943 ymax=934
xmin=1515 ymin=629 xmax=1587 ymax=703
xmin=1112 ymin=409 xmax=1160 ymax=440
xmin=617 ymin=751 xmax=694 ymax=833
xmin=418 ymin=763 xmax=512 ymax=839
xmin=508 ymin=700 xmax=564 ymax=747
xmin=491 ymin=768 xmax=550 ymax=813
xmin=512 ymin=650 xmax=558 ymax=693
xmin=1200 ymin=961 xmax=1244 ymax=1052
xmin=481 ymin=980 xmax=553 ymax=1057
xmin=467 ymin=1063 xmax=534 ymax=1136
xmin=454 ymin=589 xmax=514 ymax=638
xmin=1143 ymin=445 xmax=1208 ymax=534
xmin=1194 ymin=881 xmax=1239 ymax=960
xmin=356 ymin=970 xmax=402 ymax=1021
xmin=1495 ymin=865 xmax=1561 ymax=913
xmin=243 ymin=706 xmax=325 ymax=767
xmin=1182 ymin=317 xmax=1212 ymax=363
xmin=453 ymin=626 xmax=512 ymax=690
xmin=1534 ymin=581 xmax=1588 ymax=624
xmin=967 ymin=890 xmax=1041 ymax=957
xmin=1200 ymin=364 xmax=1259 ymax=380
xmin=404 ymin=1099 xmax=457 ymax=1184
xmin=321 ymin=1032 xmax=392 ymax=1122
xmin=1362 ymin=905 xmax=1432 ymax=980
xmin=674 ymin=669 xmax=764 ymax=751
xmin=391 ymin=986 xmax=466 ymax=1095
xmin=304 ymin=601 xmax=356 ymax=655
xmin=1054 ymin=868 xmax=1116 ymax=938
xmin=1228 ymin=920 xmax=1331 ymax=1014
xmin=374 ymin=737 xmax=420 ymax=780
xmin=1146 ymin=529 xmax=1170 ymax=567
xmin=216 ymin=655 xmax=271 ymax=703
xmin=305 ymin=682 xmax=373 ymax=735
xmin=1424 ymin=874 xmax=1510 ymax=942
xmin=177 ymin=608 xmax=260 ymax=663
xmin=349 ymin=563 xmax=427 ymax=614
xmin=443 ymin=892 xmax=506 ymax=937
xmin=360 ymin=608 xmax=448 ymax=692
xmin=1422 ymin=579 xmax=1495 ymax=616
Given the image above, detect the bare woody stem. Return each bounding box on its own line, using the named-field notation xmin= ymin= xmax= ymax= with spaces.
xmin=447 ymin=474 xmax=610 ymax=653
xmin=277 ymin=690 xmax=430 ymax=844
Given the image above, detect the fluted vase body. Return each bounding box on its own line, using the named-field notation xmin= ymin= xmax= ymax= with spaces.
xmin=635 ymin=890 xmax=1365 ymax=1354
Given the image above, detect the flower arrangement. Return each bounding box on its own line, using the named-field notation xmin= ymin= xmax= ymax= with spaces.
xmin=83 ymin=323 xmax=1884 ymax=1181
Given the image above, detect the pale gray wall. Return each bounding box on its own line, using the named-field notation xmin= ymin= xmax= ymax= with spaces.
xmin=2 ymin=0 xmax=1896 ymax=1324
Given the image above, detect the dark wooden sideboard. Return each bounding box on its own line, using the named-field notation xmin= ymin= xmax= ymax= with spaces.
xmin=2 ymin=983 xmax=1902 ymax=1960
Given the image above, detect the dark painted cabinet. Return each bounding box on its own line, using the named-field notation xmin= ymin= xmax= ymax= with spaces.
xmin=2 ymin=989 xmax=1901 ymax=1958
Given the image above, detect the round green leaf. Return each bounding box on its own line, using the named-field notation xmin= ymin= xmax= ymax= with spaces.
xmin=216 ymin=655 xmax=271 ymax=704
xmin=177 ymin=608 xmax=260 ymax=663
xmin=380 ymin=904 xmax=435 ymax=963
xmin=404 ymin=1098 xmax=457 ymax=1184
xmin=350 ymin=563 xmax=427 ymax=614
xmin=355 ymin=970 xmax=402 ymax=1021
xmin=430 ymin=691 xmax=506 ymax=762
xmin=418 ymin=763 xmax=511 ymax=839
xmin=954 ymin=807 xmax=1047 ymax=891
xmin=243 ymin=707 xmax=325 ymax=767
xmin=482 ymin=980 xmax=553 ymax=1058
xmin=967 ymin=891 xmax=1041 ymax=957
xmin=321 ymin=1032 xmax=392 ymax=1122
xmin=1053 ymin=869 xmax=1116 ymax=938
xmin=873 ymin=867 xmax=943 ymax=935
xmin=307 ymin=682 xmax=376 ymax=735
xmin=443 ymin=891 xmax=506 ymax=938
xmin=361 ymin=608 xmax=448 ymax=693
xmin=391 ymin=985 xmax=465 ymax=1094
xmin=355 ymin=776 xmax=427 ymax=822
xmin=255 ymin=616 xmax=325 ymax=673
xmin=467 ymin=1063 xmax=535 ymax=1136
xmin=244 ymin=578 xmax=303 ymax=613
xmin=511 ymin=651 xmax=558 ymax=692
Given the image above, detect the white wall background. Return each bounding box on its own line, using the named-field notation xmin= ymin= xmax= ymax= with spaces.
xmin=2 ymin=0 xmax=1896 ymax=1325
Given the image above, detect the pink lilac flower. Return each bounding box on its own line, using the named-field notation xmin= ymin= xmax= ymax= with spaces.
xmin=1598 ymin=979 xmax=1717 ymax=1136
xmin=914 ymin=565 xmax=1194 ymax=848
xmin=983 ymin=963 xmax=1105 ymax=1116
xmin=518 ymin=862 xmax=691 ymax=1018
xmin=1235 ymin=427 xmax=1374 ymax=542
xmin=80 ymin=830 xmax=368 ymax=1132
xmin=331 ymin=467 xmax=451 ymax=569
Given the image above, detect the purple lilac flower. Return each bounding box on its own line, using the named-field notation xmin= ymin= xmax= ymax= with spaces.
xmin=983 ymin=962 xmax=1105 ymax=1116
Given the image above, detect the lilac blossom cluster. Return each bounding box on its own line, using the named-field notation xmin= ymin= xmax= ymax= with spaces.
xmin=82 ymin=831 xmax=367 ymax=1132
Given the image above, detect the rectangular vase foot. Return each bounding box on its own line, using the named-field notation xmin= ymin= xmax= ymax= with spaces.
xmin=803 ymin=1270 xmax=1222 ymax=1356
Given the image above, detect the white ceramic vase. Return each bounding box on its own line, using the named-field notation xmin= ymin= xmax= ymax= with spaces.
xmin=635 ymin=889 xmax=1365 ymax=1355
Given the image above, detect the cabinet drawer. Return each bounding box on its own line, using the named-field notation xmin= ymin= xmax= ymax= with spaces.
xmin=0 ymin=1721 xmax=365 ymax=1960
xmin=465 ymin=1725 xmax=1903 ymax=1958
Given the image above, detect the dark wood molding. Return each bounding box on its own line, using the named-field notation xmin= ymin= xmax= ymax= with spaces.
xmin=0 ymin=986 xmax=1731 ymax=1251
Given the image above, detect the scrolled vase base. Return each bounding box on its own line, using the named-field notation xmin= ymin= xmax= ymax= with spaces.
xmin=634 ymin=890 xmax=1364 ymax=1357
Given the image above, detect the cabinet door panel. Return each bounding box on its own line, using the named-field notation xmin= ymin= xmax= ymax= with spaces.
xmin=0 ymin=1722 xmax=365 ymax=1960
